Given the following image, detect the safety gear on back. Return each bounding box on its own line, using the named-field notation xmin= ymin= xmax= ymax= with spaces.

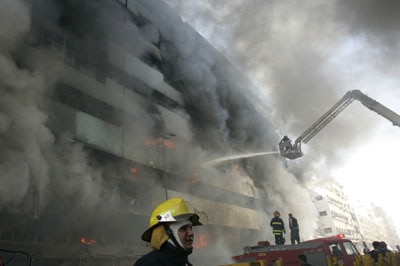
xmin=141 ymin=198 xmax=202 ymax=242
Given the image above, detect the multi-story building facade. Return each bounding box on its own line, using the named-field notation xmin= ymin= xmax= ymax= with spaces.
xmin=0 ymin=0 xmax=292 ymax=265
xmin=310 ymin=178 xmax=363 ymax=249
xmin=310 ymin=179 xmax=400 ymax=252
xmin=351 ymin=200 xmax=382 ymax=251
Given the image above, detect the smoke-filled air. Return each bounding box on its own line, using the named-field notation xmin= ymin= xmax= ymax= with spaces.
xmin=1 ymin=0 xmax=400 ymax=265
xmin=167 ymin=0 xmax=400 ymax=231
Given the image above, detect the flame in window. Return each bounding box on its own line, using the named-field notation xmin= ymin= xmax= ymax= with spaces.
xmin=145 ymin=138 xmax=174 ymax=149
xmin=190 ymin=171 xmax=199 ymax=184
xmin=80 ymin=237 xmax=96 ymax=245
xmin=194 ymin=233 xmax=207 ymax=248
xmin=232 ymin=164 xmax=243 ymax=174
xmin=130 ymin=167 xmax=137 ymax=174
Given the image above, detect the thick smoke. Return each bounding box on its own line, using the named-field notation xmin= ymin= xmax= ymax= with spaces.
xmin=1 ymin=0 xmax=330 ymax=263
xmin=168 ymin=0 xmax=400 ymax=166
xmin=0 ymin=0 xmax=51 ymax=212
xmin=141 ymin=0 xmax=319 ymax=256
xmin=335 ymin=0 xmax=400 ymax=59
xmin=167 ymin=0 xmax=400 ymax=250
xmin=166 ymin=0 xmax=400 ymax=184
xmin=0 ymin=0 xmax=170 ymax=205
xmin=0 ymin=0 xmax=112 ymax=222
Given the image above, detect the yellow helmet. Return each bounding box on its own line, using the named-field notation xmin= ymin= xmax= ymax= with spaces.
xmin=141 ymin=198 xmax=202 ymax=242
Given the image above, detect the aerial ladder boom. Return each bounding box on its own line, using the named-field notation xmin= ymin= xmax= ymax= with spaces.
xmin=279 ymin=89 xmax=400 ymax=159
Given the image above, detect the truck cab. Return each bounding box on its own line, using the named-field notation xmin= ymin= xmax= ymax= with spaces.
xmin=304 ymin=235 xmax=360 ymax=265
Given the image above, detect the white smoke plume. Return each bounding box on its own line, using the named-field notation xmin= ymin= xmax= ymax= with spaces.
xmin=0 ymin=0 xmax=107 ymax=219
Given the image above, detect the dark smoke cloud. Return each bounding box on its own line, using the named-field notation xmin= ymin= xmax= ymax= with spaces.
xmin=335 ymin=0 xmax=400 ymax=53
xmin=144 ymin=0 xmax=318 ymax=243
xmin=166 ymin=0 xmax=400 ymax=249
xmin=0 ymin=0 xmax=165 ymax=215
xmin=140 ymin=0 xmax=276 ymax=153
xmin=2 ymin=0 xmax=318 ymax=261
xmin=0 ymin=0 xmax=108 ymax=217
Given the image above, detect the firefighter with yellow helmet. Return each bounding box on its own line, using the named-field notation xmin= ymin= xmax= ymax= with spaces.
xmin=270 ymin=210 xmax=286 ymax=245
xmin=134 ymin=198 xmax=202 ymax=266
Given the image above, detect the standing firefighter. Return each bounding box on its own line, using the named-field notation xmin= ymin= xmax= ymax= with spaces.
xmin=288 ymin=213 xmax=300 ymax=244
xmin=134 ymin=198 xmax=203 ymax=266
xmin=270 ymin=211 xmax=286 ymax=245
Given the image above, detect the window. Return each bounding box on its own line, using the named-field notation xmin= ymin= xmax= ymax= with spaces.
xmin=315 ymin=195 xmax=323 ymax=201
xmin=117 ymin=0 xmax=127 ymax=6
xmin=343 ymin=241 xmax=360 ymax=255
xmin=319 ymin=211 xmax=328 ymax=217
xmin=329 ymin=243 xmax=343 ymax=256
xmin=324 ymin=227 xmax=332 ymax=233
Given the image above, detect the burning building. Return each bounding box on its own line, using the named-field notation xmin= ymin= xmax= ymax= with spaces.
xmin=0 ymin=0 xmax=316 ymax=265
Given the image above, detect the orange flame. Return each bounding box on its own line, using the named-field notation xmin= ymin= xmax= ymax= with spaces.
xmin=144 ymin=138 xmax=174 ymax=149
xmin=163 ymin=139 xmax=174 ymax=149
xmin=194 ymin=233 xmax=207 ymax=248
xmin=232 ymin=164 xmax=244 ymax=175
xmin=190 ymin=172 xmax=199 ymax=184
xmin=80 ymin=237 xmax=96 ymax=245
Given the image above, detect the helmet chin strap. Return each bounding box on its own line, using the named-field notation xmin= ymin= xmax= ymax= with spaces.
xmin=164 ymin=221 xmax=192 ymax=254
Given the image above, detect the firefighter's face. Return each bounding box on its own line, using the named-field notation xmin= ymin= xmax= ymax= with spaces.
xmin=178 ymin=224 xmax=194 ymax=251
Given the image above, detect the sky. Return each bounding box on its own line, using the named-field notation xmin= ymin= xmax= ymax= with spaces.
xmin=166 ymin=0 xmax=400 ymax=231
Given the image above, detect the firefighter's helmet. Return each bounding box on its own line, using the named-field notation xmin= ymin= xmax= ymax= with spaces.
xmin=274 ymin=211 xmax=280 ymax=217
xmin=141 ymin=198 xmax=202 ymax=242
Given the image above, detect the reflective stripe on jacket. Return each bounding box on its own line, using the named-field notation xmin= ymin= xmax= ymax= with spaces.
xmin=270 ymin=217 xmax=285 ymax=235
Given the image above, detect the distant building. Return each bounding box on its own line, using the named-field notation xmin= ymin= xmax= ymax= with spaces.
xmin=349 ymin=200 xmax=400 ymax=251
xmin=350 ymin=200 xmax=382 ymax=251
xmin=309 ymin=178 xmax=400 ymax=252
xmin=309 ymin=178 xmax=363 ymax=249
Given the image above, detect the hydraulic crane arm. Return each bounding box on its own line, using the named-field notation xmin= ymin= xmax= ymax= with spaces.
xmin=279 ymin=89 xmax=400 ymax=159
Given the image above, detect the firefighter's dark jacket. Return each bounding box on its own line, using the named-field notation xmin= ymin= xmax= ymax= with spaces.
xmin=289 ymin=216 xmax=299 ymax=230
xmin=270 ymin=217 xmax=285 ymax=235
xmin=134 ymin=241 xmax=193 ymax=266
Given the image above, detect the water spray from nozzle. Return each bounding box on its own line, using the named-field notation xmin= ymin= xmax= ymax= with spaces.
xmin=201 ymin=151 xmax=279 ymax=167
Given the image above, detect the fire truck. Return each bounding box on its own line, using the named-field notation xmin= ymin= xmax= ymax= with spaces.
xmin=279 ymin=90 xmax=400 ymax=159
xmin=223 ymin=234 xmax=360 ymax=266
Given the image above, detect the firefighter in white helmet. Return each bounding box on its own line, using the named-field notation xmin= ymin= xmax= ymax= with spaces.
xmin=134 ymin=198 xmax=203 ymax=266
